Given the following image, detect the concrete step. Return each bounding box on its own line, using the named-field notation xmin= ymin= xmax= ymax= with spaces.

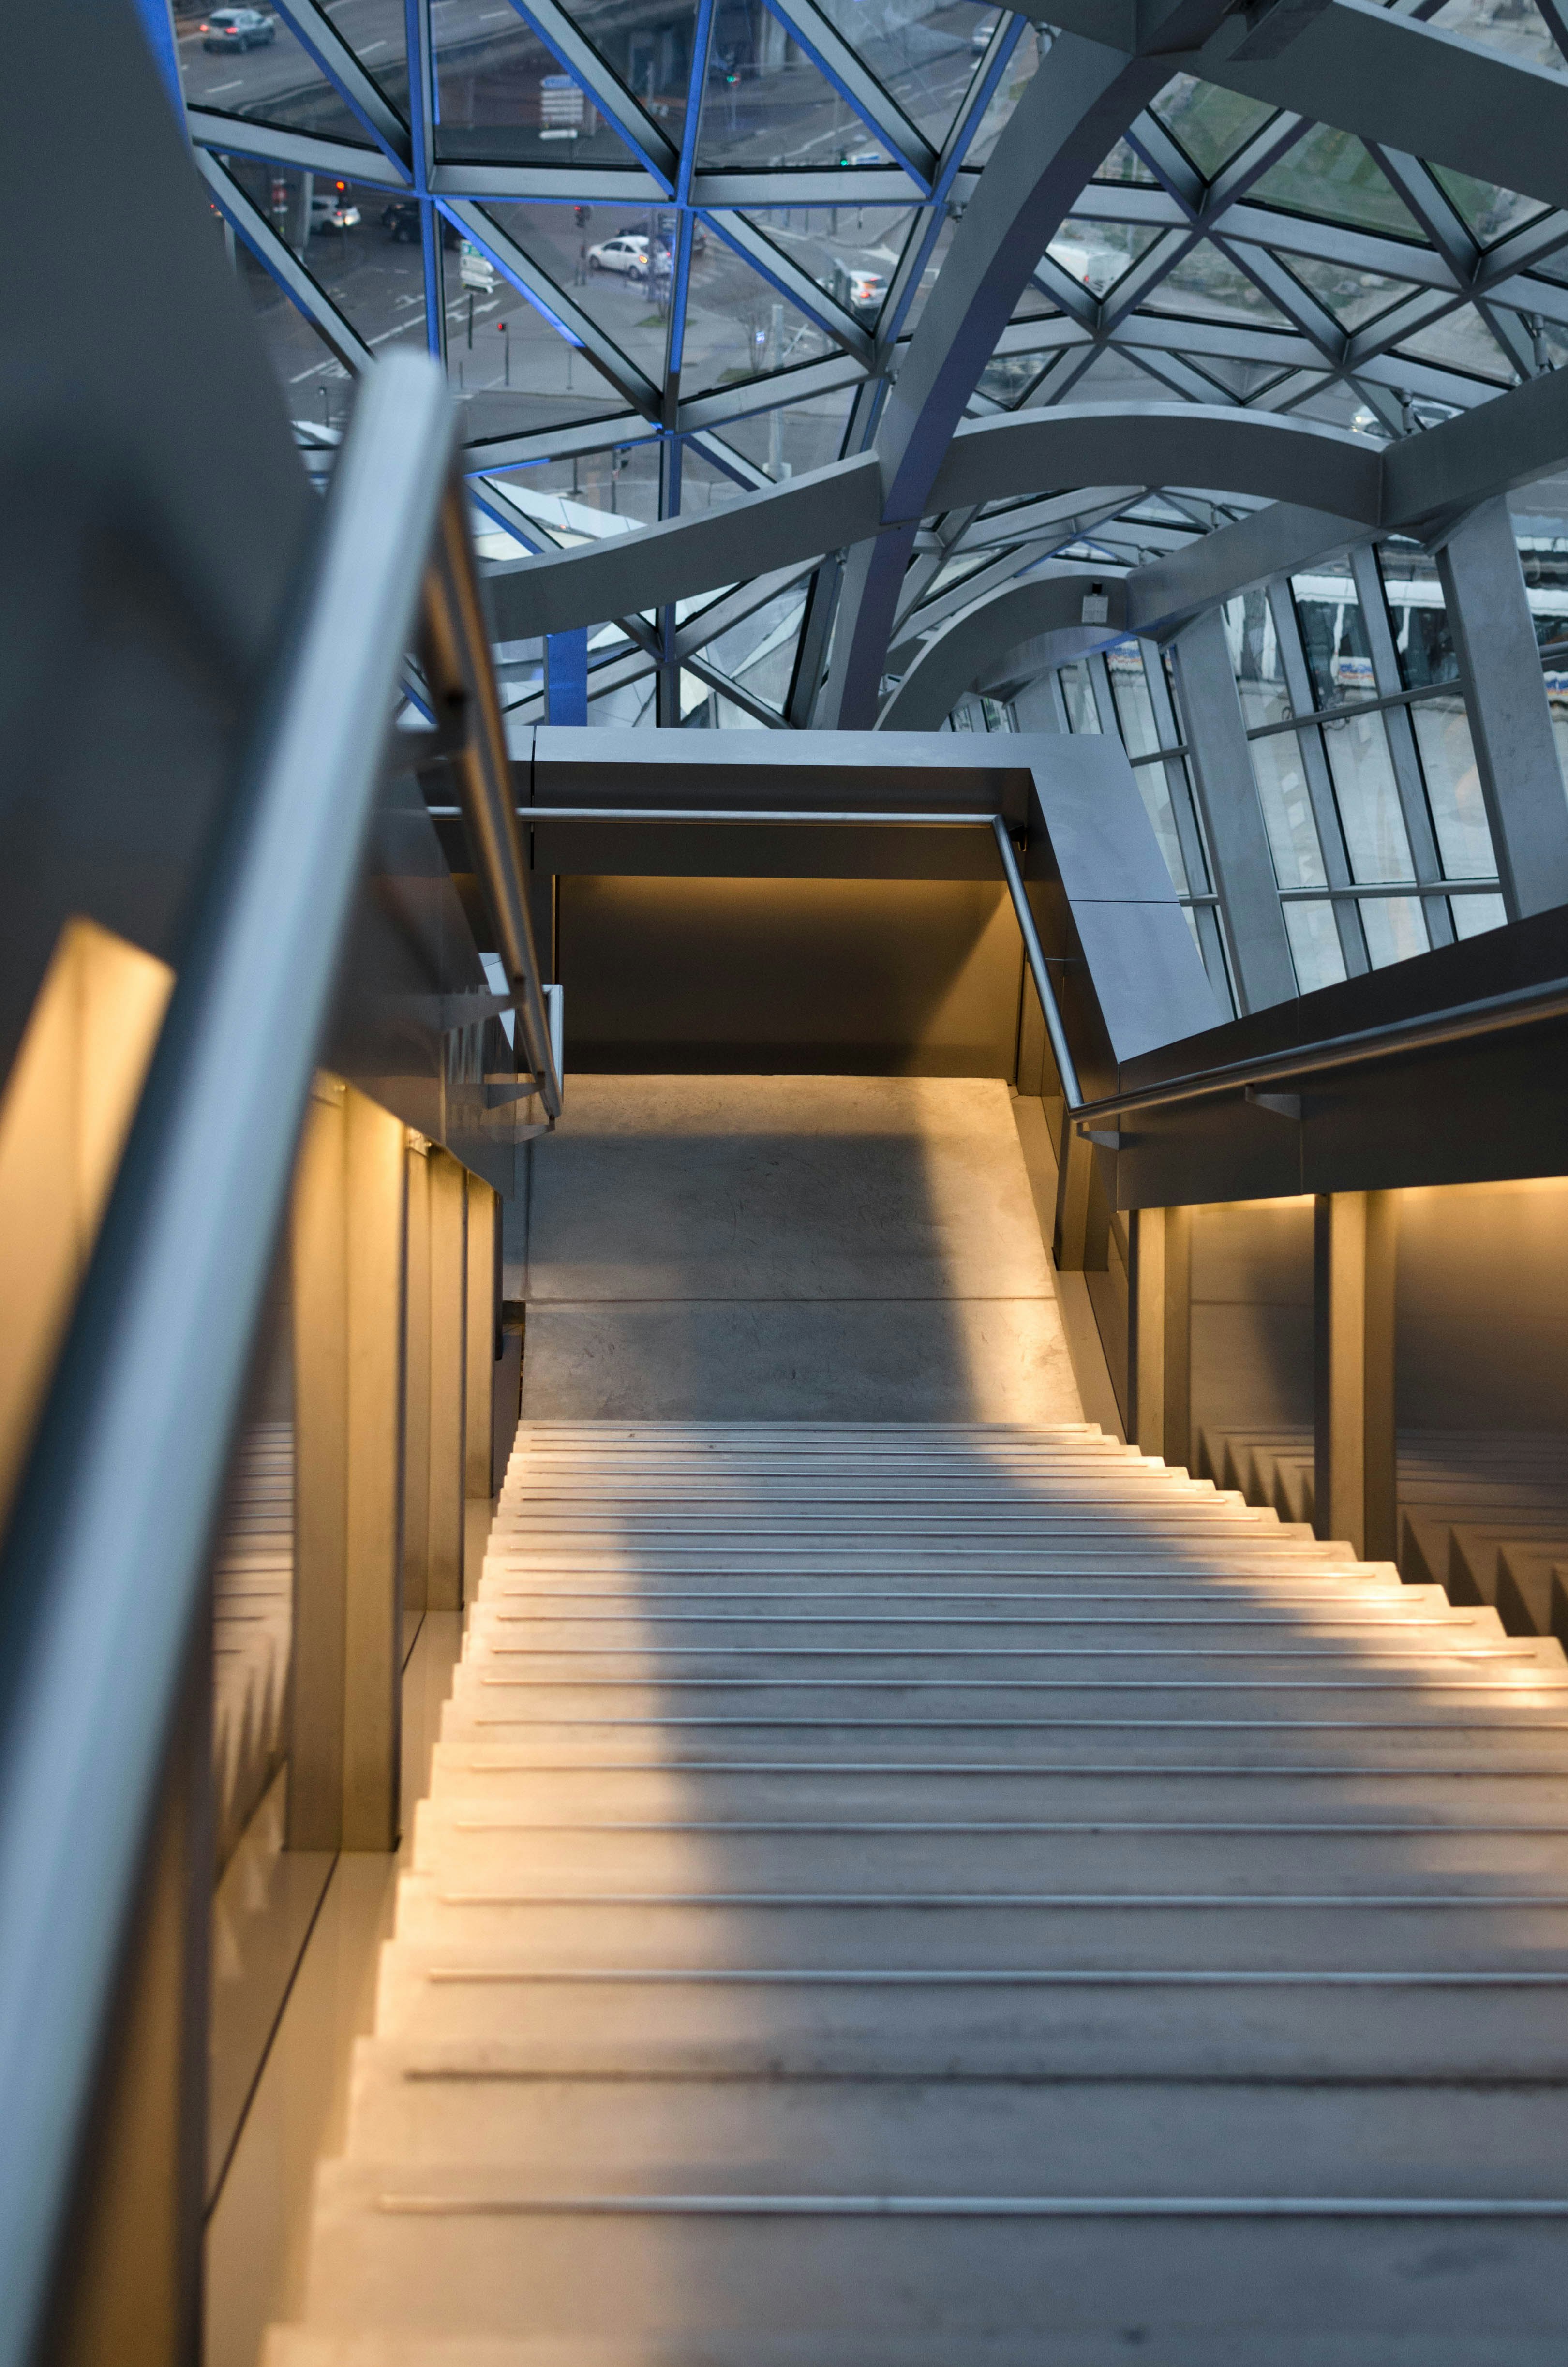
xmin=341 ymin=2046 xmax=1568 ymax=2193
xmin=369 ymin=1946 xmax=1568 ymax=2077
xmin=445 ymin=1668 xmax=1568 ymax=1728
xmin=438 ymin=1699 xmax=1568 ymax=1766
xmin=460 ymin=1639 xmax=1550 ymax=1682
xmin=385 ymin=1876 xmax=1568 ymax=1972
xmin=424 ymin=1749 xmax=1568 ymax=1822
xmin=408 ymin=1805 xmax=1568 ymax=1892
xmin=297 ymin=2160 xmax=1568 ymax=2363
xmin=465 ymin=1604 xmax=1481 ymax=1648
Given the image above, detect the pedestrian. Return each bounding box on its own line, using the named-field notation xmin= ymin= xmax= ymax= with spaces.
xmin=575 ymin=239 xmax=587 ymax=286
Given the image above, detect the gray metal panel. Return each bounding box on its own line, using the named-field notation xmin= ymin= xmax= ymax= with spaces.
xmin=1021 ymin=737 xmax=1222 ymax=1072
xmin=1107 ymin=903 xmax=1568 ymax=1207
xmin=0 ymin=5 xmax=314 ymax=1095
xmin=1436 ymin=498 xmax=1568 ymax=920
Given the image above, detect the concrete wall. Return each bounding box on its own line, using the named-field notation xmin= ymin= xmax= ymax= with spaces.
xmin=556 ymin=877 xmax=1025 ymax=1076
xmin=1188 ymin=1196 xmax=1316 ymax=1462
xmin=512 ymin=1074 xmax=1083 ymax=1424
xmin=1397 ymin=1177 xmax=1568 ymax=1432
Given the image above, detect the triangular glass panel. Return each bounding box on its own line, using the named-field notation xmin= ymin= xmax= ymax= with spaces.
xmin=221 ymin=186 xmax=353 ymax=428
xmin=480 ymin=200 xmax=670 ymax=383
xmin=434 ymin=10 xmax=645 ymax=167
xmin=1095 ymin=137 xmax=1157 ymax=187
xmin=699 ymin=25 xmax=893 ymax=170
xmin=678 ymin=439 xmax=756 ymax=511
xmin=271 ymin=167 xmax=433 ymax=353
xmin=1138 ymin=244 xmax=1296 ymax=328
xmin=702 ymin=378 xmax=860 ymax=478
xmin=898 ymin=213 xmax=956 ymax=336
xmin=560 ymin=0 xmax=702 ymax=146
xmin=685 ymin=237 xmax=850 ymax=393
xmin=179 ymin=17 xmax=370 ymax=144
xmin=702 ymin=577 xmax=811 ymax=707
xmin=963 ymin=22 xmax=1046 ymax=167
xmin=915 ymin=548 xmax=998 ymax=602
xmin=486 ymin=458 xmax=657 ymax=541
xmin=1393 ymin=305 xmax=1519 ymax=385
xmin=977 ymin=345 xmax=1056 ymax=405
xmin=1149 ymin=73 xmax=1279 ymax=179
xmin=1203 ymin=354 xmax=1301 ymax=401
xmin=1250 ymin=125 xmax=1425 ymax=240
xmin=1052 ymin=347 xmax=1155 ymax=402
xmin=1430 ymin=165 xmax=1553 ymax=249
xmin=1276 ymin=251 xmax=1421 ymax=330
xmin=1011 ymin=284 xmax=1061 ymax=322
xmin=334 ymin=0 xmax=409 ymax=112
xmin=806 ymin=0 xmax=998 ymax=151
xmin=734 ymin=205 xmax=920 ymax=335
xmin=1045 ymin=219 xmax=1162 ymax=299
xmin=1428 ymin=0 xmax=1568 ymax=77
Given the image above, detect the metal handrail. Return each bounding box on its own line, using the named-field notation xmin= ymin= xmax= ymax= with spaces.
xmin=426 ymin=490 xmax=562 ymax=1119
xmin=1072 ymin=970 xmax=1568 ymax=1133
xmin=0 ymin=353 xmax=532 ymax=2367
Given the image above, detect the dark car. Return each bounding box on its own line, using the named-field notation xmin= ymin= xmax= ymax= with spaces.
xmin=381 ymin=200 xmax=460 ymax=250
xmin=201 ymin=9 xmax=276 ymax=49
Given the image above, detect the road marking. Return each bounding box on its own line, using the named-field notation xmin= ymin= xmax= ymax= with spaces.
xmin=480 ymin=7 xmax=511 ymax=16
xmin=207 ymin=78 xmax=243 ymax=92
xmin=361 ymin=37 xmax=389 ymax=50
xmin=289 ymin=357 xmax=349 ymax=383
xmin=368 ymin=321 xmax=421 ymax=345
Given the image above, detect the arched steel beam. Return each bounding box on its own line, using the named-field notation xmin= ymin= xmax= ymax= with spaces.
xmin=483 ymin=404 xmax=1382 ymax=642
xmin=811 ymin=24 xmax=1197 ymax=729
xmin=879 ymin=572 xmax=1133 ymax=731
xmin=878 ymin=501 xmax=1371 ymax=729
xmin=929 ymin=403 xmax=1384 ymax=520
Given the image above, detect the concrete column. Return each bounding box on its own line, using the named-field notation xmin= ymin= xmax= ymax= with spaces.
xmin=402 ymin=1134 xmax=432 ymax=1626
xmin=465 ymin=1171 xmax=497 ymax=1501
xmin=1313 ymin=1191 xmax=1398 ymax=1559
xmin=1128 ymin=1206 xmax=1165 ymax=1456
xmin=1438 ymin=496 xmax=1568 ymax=919
xmin=289 ymin=1078 xmax=411 ymax=1851
xmin=288 ymin=1078 xmax=348 ymax=1853
xmin=342 ymin=1087 xmax=408 ymax=1850
xmin=426 ymin=1147 xmax=469 ymax=1611
xmin=1171 ymin=609 xmax=1298 ymax=1013
xmin=1161 ymin=1201 xmax=1192 ymax=1473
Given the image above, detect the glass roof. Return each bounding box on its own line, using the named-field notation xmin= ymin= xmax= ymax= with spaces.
xmin=186 ymin=0 xmax=1568 ymax=723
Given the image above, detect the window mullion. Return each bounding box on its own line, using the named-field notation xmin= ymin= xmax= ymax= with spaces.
xmin=1265 ymin=581 xmax=1370 ymax=977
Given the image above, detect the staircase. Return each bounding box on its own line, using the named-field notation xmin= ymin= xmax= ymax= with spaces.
xmin=1200 ymin=1422 xmax=1568 ymax=1644
xmin=269 ymin=1419 xmax=1568 ymax=2367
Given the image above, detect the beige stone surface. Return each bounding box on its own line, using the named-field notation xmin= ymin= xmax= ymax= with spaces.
xmin=519 ymin=1075 xmax=1080 ymax=1424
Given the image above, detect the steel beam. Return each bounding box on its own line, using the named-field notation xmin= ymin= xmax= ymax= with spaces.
xmin=1170 ymin=608 xmax=1299 ymax=1012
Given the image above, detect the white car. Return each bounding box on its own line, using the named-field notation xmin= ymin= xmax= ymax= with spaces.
xmin=202 ymin=7 xmax=275 ymax=48
xmin=310 ymin=189 xmax=361 ymax=230
xmin=588 ymin=234 xmax=653 ymax=281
